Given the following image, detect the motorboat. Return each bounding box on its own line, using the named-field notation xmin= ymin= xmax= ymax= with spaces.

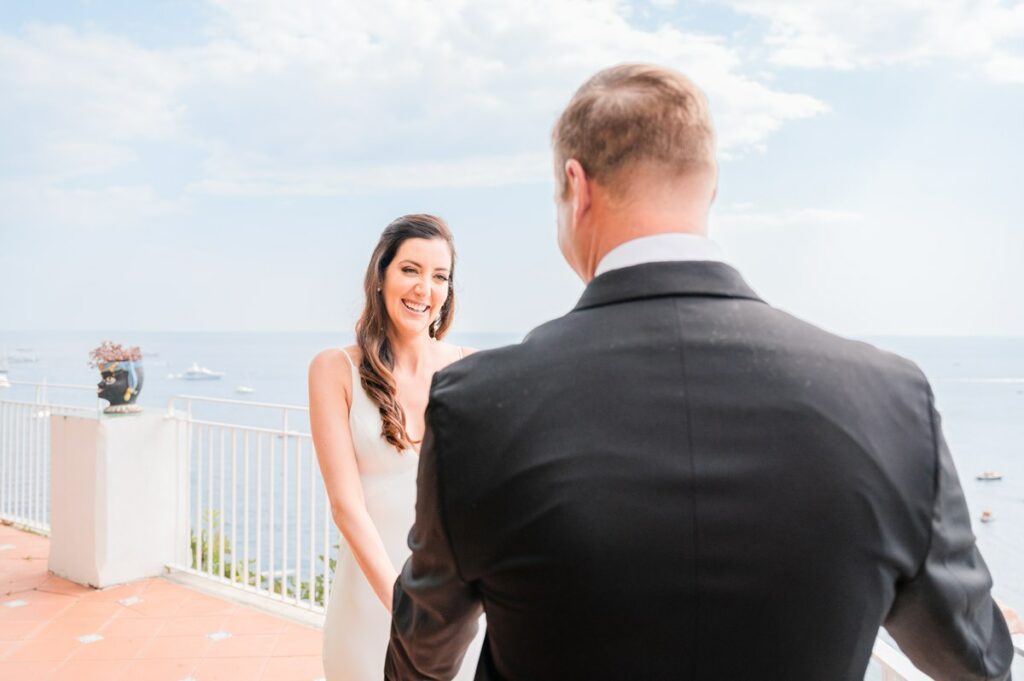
xmin=235 ymin=385 xmax=255 ymax=394
xmin=976 ymin=471 xmax=1003 ymax=481
xmin=182 ymin=362 xmax=225 ymax=380
xmin=980 ymin=510 xmax=994 ymax=523
xmin=9 ymin=349 xmax=38 ymax=363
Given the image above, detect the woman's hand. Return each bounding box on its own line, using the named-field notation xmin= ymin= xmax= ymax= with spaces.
xmin=382 ymin=569 xmax=399 ymax=612
xmin=999 ymin=601 xmax=1023 ymax=635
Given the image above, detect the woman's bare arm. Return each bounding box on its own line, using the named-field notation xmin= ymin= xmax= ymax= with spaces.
xmin=308 ymin=348 xmax=399 ymax=610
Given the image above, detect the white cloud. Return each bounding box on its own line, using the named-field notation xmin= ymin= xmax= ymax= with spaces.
xmin=0 ymin=180 xmax=189 ymax=230
xmin=0 ymin=25 xmax=189 ymax=229
xmin=0 ymin=0 xmax=830 ymax=209
xmin=0 ymin=25 xmax=185 ymax=143
xmin=190 ymin=149 xmax=552 ymax=196
xmin=713 ymin=204 xmax=863 ymax=228
xmin=30 ymin=141 xmax=138 ymax=181
xmin=984 ymin=51 xmax=1024 ymax=83
xmin=185 ymin=0 xmax=829 ymax=194
xmin=725 ymin=0 xmax=1024 ymax=82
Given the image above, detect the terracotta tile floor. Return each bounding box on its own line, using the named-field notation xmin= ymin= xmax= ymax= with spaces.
xmin=0 ymin=524 xmax=325 ymax=680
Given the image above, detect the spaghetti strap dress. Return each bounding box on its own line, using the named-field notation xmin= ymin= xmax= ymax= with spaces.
xmin=322 ymin=347 xmax=484 ymax=680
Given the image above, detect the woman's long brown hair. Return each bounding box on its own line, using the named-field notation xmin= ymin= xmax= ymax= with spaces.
xmin=355 ymin=214 xmax=456 ymax=452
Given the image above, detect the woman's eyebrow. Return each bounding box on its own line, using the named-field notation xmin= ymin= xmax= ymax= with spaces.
xmin=398 ymin=259 xmax=449 ymax=272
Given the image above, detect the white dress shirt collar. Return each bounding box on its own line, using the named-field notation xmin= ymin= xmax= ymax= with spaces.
xmin=594 ymin=233 xmax=727 ymax=278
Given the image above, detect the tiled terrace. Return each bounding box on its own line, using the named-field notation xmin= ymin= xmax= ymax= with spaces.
xmin=0 ymin=524 xmax=325 ymax=681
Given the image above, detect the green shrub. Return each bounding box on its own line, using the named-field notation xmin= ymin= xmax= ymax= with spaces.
xmin=189 ymin=509 xmax=338 ymax=607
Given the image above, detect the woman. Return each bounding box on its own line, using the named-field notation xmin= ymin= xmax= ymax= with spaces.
xmin=309 ymin=215 xmax=485 ymax=681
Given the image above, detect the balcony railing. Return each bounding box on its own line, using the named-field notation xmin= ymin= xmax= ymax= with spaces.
xmin=165 ymin=395 xmax=339 ymax=616
xmin=0 ymin=381 xmax=98 ymax=533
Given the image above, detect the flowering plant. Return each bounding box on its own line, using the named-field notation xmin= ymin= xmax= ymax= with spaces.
xmin=88 ymin=340 xmax=143 ymax=368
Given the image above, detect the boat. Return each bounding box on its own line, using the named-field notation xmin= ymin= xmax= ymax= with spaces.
xmin=976 ymin=471 xmax=1003 ymax=481
xmin=980 ymin=510 xmax=994 ymax=523
xmin=235 ymin=385 xmax=255 ymax=394
xmin=181 ymin=362 xmax=225 ymax=380
xmin=9 ymin=349 xmax=38 ymax=363
xmin=0 ymin=350 xmax=9 ymax=388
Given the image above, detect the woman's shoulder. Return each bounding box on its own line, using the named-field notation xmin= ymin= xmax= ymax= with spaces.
xmin=308 ymin=346 xmax=360 ymax=397
xmin=313 ymin=344 xmax=362 ymax=364
xmin=437 ymin=341 xmax=477 ymax=363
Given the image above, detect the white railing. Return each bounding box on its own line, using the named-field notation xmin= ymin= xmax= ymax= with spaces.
xmin=6 ymin=380 xmax=104 ymax=416
xmin=0 ymin=381 xmax=98 ymax=533
xmin=871 ymin=638 xmax=933 ymax=681
xmin=165 ymin=395 xmax=339 ymax=615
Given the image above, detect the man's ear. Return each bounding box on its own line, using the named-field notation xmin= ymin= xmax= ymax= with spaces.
xmin=565 ymin=159 xmax=591 ymax=226
xmin=710 ymin=162 xmax=719 ymax=205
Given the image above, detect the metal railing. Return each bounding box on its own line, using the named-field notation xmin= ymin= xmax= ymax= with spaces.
xmin=0 ymin=381 xmax=98 ymax=533
xmin=871 ymin=638 xmax=932 ymax=681
xmin=165 ymin=395 xmax=339 ymax=615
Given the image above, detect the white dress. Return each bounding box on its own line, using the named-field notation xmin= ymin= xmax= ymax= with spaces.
xmin=322 ymin=348 xmax=484 ymax=681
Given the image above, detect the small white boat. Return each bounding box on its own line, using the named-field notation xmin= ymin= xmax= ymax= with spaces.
xmin=980 ymin=510 xmax=994 ymax=523
xmin=182 ymin=362 xmax=225 ymax=380
xmin=9 ymin=349 xmax=38 ymax=363
xmin=235 ymin=385 xmax=255 ymax=394
xmin=0 ymin=371 xmax=9 ymax=389
xmin=976 ymin=471 xmax=1003 ymax=481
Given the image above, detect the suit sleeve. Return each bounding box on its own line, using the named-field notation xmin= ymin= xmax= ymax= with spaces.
xmin=884 ymin=392 xmax=1015 ymax=681
xmin=385 ymin=391 xmax=482 ymax=681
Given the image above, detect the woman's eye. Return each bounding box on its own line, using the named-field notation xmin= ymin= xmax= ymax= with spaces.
xmin=435 ymin=275 xmax=449 ymax=282
xmin=403 ymin=267 xmax=417 ymax=274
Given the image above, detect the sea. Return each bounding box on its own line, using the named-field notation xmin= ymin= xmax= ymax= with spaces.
xmin=1 ymin=330 xmax=1021 ymax=675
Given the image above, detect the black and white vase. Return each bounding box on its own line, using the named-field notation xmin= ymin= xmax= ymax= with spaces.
xmin=96 ymin=360 xmax=145 ymax=414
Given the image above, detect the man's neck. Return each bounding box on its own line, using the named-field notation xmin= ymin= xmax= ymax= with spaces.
xmin=570 ymin=167 xmax=716 ymax=282
xmin=583 ymin=220 xmax=708 ymax=282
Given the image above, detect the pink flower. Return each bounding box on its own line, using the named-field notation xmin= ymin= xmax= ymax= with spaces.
xmin=88 ymin=340 xmax=143 ymax=368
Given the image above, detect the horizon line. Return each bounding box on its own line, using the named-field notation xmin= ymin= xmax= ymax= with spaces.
xmin=1 ymin=329 xmax=1022 ymax=340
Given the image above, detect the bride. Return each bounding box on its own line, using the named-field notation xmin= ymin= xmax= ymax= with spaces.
xmin=309 ymin=215 xmax=485 ymax=680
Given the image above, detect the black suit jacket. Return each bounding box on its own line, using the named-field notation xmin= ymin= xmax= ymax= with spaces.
xmin=386 ymin=261 xmax=1014 ymax=681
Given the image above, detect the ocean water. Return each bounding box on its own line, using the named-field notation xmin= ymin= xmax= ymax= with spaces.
xmin=1 ymin=330 xmax=1021 ymax=673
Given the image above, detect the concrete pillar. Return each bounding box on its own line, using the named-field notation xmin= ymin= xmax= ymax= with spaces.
xmin=48 ymin=411 xmax=188 ymax=588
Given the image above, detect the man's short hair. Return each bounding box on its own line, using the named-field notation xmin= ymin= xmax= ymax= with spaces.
xmin=552 ymin=63 xmax=716 ymax=196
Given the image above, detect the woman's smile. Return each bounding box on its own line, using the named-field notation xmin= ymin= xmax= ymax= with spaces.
xmin=401 ymin=299 xmax=430 ymax=314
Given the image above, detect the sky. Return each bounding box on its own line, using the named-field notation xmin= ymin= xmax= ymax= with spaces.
xmin=1 ymin=0 xmax=1023 ymax=336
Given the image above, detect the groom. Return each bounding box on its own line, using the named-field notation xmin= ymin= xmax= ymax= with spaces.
xmin=386 ymin=64 xmax=1017 ymax=680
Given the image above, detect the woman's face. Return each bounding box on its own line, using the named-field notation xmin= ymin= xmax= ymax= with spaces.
xmin=381 ymin=237 xmax=452 ymax=339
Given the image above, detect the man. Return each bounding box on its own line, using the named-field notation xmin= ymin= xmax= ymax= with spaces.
xmin=386 ymin=64 xmax=1018 ymax=680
